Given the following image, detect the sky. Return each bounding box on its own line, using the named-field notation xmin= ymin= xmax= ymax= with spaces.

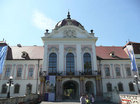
xmin=0 ymin=0 xmax=140 ymax=46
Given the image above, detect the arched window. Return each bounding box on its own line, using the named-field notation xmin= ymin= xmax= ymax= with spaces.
xmin=1 ymin=84 xmax=7 ymax=94
xmin=115 ymin=66 xmax=121 ymax=77
xmin=48 ymin=53 xmax=57 ymax=74
xmin=106 ymin=83 xmax=112 ymax=92
xmin=14 ymin=84 xmax=20 ymax=93
xmin=129 ymin=82 xmax=135 ymax=91
xmin=66 ymin=53 xmax=74 ymax=75
xmin=118 ymin=82 xmax=124 ymax=91
xmin=26 ymin=84 xmax=32 ymax=94
xmin=84 ymin=53 xmax=92 ymax=75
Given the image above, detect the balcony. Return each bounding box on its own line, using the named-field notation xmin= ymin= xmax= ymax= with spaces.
xmin=40 ymin=70 xmax=98 ymax=77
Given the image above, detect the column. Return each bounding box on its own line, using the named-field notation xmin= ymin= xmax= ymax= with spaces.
xmin=59 ymin=44 xmax=64 ymax=73
xmin=42 ymin=44 xmax=48 ymax=73
xmin=92 ymin=43 xmax=97 ymax=71
xmin=56 ymin=76 xmax=62 ymax=101
xmin=76 ymin=44 xmax=82 ymax=74
xmin=96 ymin=76 xmax=101 ymax=96
xmin=80 ymin=77 xmax=85 ymax=95
xmin=24 ymin=64 xmax=27 ymax=79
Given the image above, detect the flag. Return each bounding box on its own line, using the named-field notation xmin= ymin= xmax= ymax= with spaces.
xmin=124 ymin=45 xmax=137 ymax=71
xmin=0 ymin=46 xmax=8 ymax=74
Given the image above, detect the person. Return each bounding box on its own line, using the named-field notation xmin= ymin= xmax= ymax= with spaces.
xmin=90 ymin=93 xmax=95 ymax=104
xmin=85 ymin=94 xmax=90 ymax=104
xmin=80 ymin=94 xmax=86 ymax=104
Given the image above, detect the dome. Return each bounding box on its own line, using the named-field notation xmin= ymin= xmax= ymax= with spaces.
xmin=54 ymin=12 xmax=85 ymax=30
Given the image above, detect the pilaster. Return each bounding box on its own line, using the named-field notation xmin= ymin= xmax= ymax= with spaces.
xmin=43 ymin=44 xmax=48 ymax=74
xmin=92 ymin=43 xmax=97 ymax=71
xmin=59 ymin=44 xmax=64 ymax=73
xmin=76 ymin=44 xmax=82 ymax=74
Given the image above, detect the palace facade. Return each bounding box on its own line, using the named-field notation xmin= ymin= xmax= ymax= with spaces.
xmin=0 ymin=12 xmax=140 ymax=101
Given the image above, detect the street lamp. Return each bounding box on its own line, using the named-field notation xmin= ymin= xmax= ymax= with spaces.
xmin=133 ymin=75 xmax=140 ymax=94
xmin=6 ymin=76 xmax=14 ymax=98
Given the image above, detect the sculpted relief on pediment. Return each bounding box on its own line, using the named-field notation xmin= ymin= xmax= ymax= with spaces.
xmin=63 ymin=29 xmax=77 ymax=38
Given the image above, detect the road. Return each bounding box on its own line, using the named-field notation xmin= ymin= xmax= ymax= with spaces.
xmin=40 ymin=101 xmax=115 ymax=104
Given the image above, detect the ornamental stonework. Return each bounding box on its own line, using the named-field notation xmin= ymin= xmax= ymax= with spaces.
xmin=63 ymin=29 xmax=77 ymax=38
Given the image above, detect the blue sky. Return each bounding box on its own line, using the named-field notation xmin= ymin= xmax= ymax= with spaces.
xmin=0 ymin=0 xmax=140 ymax=46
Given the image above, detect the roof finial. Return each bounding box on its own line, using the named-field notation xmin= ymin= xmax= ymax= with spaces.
xmin=67 ymin=10 xmax=71 ymax=19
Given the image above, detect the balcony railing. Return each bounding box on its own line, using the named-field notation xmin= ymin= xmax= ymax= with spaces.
xmin=46 ymin=71 xmax=98 ymax=76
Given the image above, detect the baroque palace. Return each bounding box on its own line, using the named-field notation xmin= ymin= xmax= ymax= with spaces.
xmin=0 ymin=12 xmax=140 ymax=101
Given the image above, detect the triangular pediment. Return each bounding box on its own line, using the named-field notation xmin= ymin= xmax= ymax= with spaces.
xmin=45 ymin=26 xmax=95 ymax=39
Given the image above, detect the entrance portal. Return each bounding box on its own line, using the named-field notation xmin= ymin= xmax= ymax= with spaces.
xmin=63 ymin=80 xmax=79 ymax=100
xmin=85 ymin=81 xmax=94 ymax=95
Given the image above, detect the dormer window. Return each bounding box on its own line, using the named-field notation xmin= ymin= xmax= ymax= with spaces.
xmin=110 ymin=51 xmax=115 ymax=57
xmin=21 ymin=51 xmax=30 ymax=59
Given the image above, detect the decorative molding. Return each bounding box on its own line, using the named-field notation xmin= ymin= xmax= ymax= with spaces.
xmin=65 ymin=47 xmax=76 ymax=53
xmin=48 ymin=47 xmax=59 ymax=52
xmin=82 ymin=47 xmax=92 ymax=52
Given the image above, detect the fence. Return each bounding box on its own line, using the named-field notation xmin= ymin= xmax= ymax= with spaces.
xmin=0 ymin=94 xmax=39 ymax=104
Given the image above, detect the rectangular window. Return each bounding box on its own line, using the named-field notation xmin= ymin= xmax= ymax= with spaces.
xmin=116 ymin=67 xmax=121 ymax=77
xmin=126 ymin=67 xmax=131 ymax=76
xmin=5 ymin=67 xmax=10 ymax=77
xmin=29 ymin=68 xmax=34 ymax=77
xmin=17 ymin=67 xmax=22 ymax=77
xmin=105 ymin=67 xmax=110 ymax=76
xmin=138 ymin=67 xmax=140 ymax=76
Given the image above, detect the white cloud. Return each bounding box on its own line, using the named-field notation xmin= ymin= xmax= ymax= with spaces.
xmin=32 ymin=10 xmax=56 ymax=30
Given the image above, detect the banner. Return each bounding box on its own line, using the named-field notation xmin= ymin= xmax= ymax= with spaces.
xmin=124 ymin=45 xmax=137 ymax=71
xmin=45 ymin=76 xmax=56 ymax=101
xmin=0 ymin=46 xmax=8 ymax=74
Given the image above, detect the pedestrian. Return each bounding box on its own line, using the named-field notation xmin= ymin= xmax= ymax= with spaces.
xmin=80 ymin=94 xmax=86 ymax=104
xmin=85 ymin=94 xmax=90 ymax=104
xmin=90 ymin=93 xmax=95 ymax=104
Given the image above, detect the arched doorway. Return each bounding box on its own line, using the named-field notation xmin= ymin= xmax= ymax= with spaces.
xmin=85 ymin=81 xmax=94 ymax=95
xmin=63 ymin=80 xmax=79 ymax=100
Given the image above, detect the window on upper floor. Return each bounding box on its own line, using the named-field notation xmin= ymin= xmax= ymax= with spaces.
xmin=138 ymin=66 xmax=140 ymax=76
xmin=126 ymin=67 xmax=131 ymax=77
xmin=48 ymin=53 xmax=57 ymax=75
xmin=106 ymin=83 xmax=112 ymax=92
xmin=84 ymin=53 xmax=92 ymax=75
xmin=1 ymin=84 xmax=7 ymax=94
xmin=17 ymin=67 xmax=22 ymax=78
xmin=118 ymin=82 xmax=124 ymax=92
xmin=5 ymin=67 xmax=11 ymax=78
xmin=129 ymin=82 xmax=135 ymax=92
xmin=28 ymin=67 xmax=34 ymax=78
xmin=115 ymin=66 xmax=121 ymax=77
xmin=14 ymin=84 xmax=20 ymax=93
xmin=105 ymin=66 xmax=110 ymax=77
xmin=66 ymin=53 xmax=74 ymax=75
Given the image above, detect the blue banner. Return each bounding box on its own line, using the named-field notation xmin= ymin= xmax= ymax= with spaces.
xmin=0 ymin=46 xmax=8 ymax=74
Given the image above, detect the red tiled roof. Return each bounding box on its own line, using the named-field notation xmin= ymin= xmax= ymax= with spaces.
xmin=10 ymin=46 xmax=44 ymax=59
xmin=7 ymin=46 xmax=129 ymax=60
xmin=96 ymin=46 xmax=129 ymax=59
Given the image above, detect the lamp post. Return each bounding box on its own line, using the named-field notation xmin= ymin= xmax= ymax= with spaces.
xmin=133 ymin=75 xmax=140 ymax=94
xmin=6 ymin=76 xmax=14 ymax=98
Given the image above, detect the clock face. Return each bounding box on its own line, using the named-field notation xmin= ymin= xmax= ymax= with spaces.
xmin=63 ymin=29 xmax=77 ymax=38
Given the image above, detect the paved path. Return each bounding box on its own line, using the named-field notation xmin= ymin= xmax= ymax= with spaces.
xmin=40 ymin=101 xmax=114 ymax=104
